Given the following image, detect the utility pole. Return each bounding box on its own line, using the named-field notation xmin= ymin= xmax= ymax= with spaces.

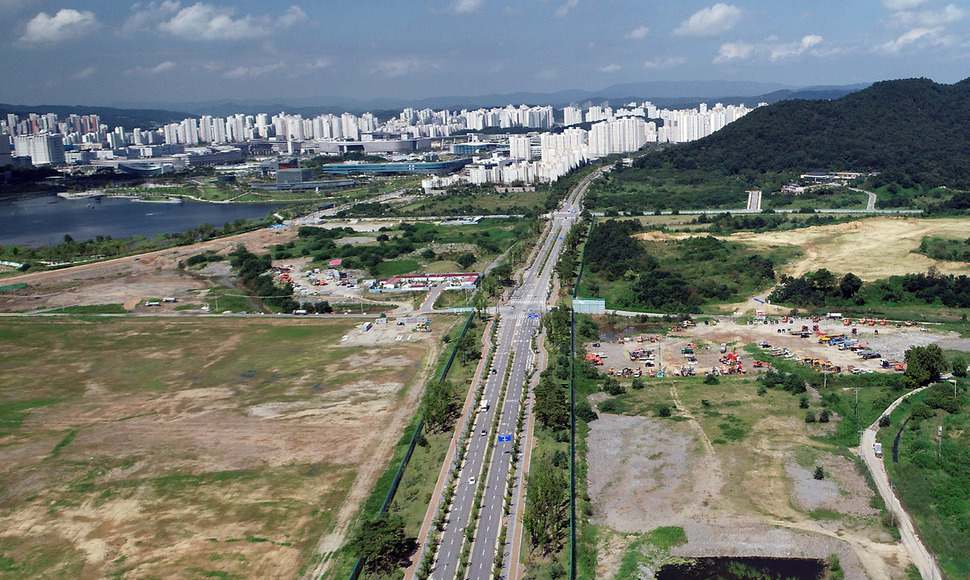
xmin=854 ymin=387 xmax=860 ymax=431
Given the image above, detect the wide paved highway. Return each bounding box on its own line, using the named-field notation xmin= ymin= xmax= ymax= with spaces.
xmin=429 ymin=168 xmax=602 ymax=579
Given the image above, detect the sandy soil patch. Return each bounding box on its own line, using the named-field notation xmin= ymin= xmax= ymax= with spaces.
xmin=636 ymin=217 xmax=970 ymax=280
xmin=587 ymin=414 xmax=702 ymax=531
xmin=0 ymin=226 xmax=295 ymax=312
xmin=787 ymin=454 xmax=879 ymax=517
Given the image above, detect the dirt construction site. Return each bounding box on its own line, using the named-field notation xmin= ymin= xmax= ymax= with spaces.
xmin=0 ymin=315 xmax=450 ymax=578
xmin=587 ymin=315 xmax=965 ymax=382
xmin=0 ymin=226 xmax=297 ymax=313
xmin=581 ymin=313 xmax=970 ymax=580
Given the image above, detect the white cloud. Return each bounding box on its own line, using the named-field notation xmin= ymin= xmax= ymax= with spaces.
xmin=770 ymin=34 xmax=825 ymax=61
xmin=891 ymin=3 xmax=964 ymax=27
xmin=626 ymin=25 xmax=649 ymax=40
xmin=675 ymin=3 xmax=741 ymax=36
xmin=160 ymin=3 xmax=269 ymax=40
xmin=223 ymin=62 xmax=285 ymax=79
xmin=599 ymin=63 xmax=622 ymax=73
xmin=883 ymin=0 xmax=927 ymax=9
xmin=878 ymin=26 xmax=948 ymax=52
xmin=374 ymin=57 xmax=428 ymax=78
xmin=555 ymin=0 xmax=578 ymax=18
xmin=713 ymin=41 xmax=753 ymax=63
xmin=123 ymin=1 xmax=180 ymax=35
xmin=72 ymin=66 xmax=96 ymax=80
xmin=307 ymin=57 xmax=333 ymax=70
xmin=642 ymin=56 xmax=686 ymax=69
xmin=20 ymin=8 xmax=99 ymax=45
xmin=128 ymin=60 xmax=177 ymax=75
xmin=452 ymin=0 xmax=483 ymax=14
xmin=278 ymin=5 xmax=307 ymax=28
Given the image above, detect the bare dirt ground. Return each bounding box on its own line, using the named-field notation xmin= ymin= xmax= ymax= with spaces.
xmin=689 ymin=317 xmax=966 ymax=367
xmin=586 ymin=323 xmax=914 ymax=579
xmin=587 ymin=414 xmax=703 ymax=532
xmin=636 ymin=217 xmax=970 ymax=281
xmin=0 ymin=226 xmax=296 ymax=312
xmin=787 ymin=453 xmax=879 ymax=517
xmin=0 ymin=316 xmax=446 ymax=578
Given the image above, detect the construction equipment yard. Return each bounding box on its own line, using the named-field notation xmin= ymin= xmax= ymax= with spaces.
xmin=584 ymin=315 xmax=965 ymax=381
xmin=582 ymin=320 xmax=921 ymax=580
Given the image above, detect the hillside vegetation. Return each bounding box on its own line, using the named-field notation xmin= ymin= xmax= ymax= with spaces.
xmin=639 ymin=78 xmax=970 ymax=189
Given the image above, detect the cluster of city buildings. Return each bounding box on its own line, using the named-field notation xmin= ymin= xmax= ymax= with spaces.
xmin=1 ymin=100 xmax=758 ymax=187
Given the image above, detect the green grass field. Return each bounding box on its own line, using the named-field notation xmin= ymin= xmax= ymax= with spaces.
xmin=396 ymin=188 xmax=547 ymax=216
xmin=586 ymin=165 xmax=792 ymax=212
xmin=275 ymin=218 xmax=529 ymax=279
xmin=578 ymin=233 xmax=801 ymax=313
xmin=877 ymin=381 xmax=970 ymax=579
xmin=43 ymin=303 xmax=127 ymax=315
xmin=764 ymin=188 xmax=867 ymax=210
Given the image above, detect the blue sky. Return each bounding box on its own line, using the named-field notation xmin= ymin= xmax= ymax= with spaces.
xmin=2 ymin=0 xmax=969 ymax=105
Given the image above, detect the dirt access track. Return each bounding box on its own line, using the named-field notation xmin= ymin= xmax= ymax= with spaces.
xmin=0 ymin=315 xmax=447 ymax=578
xmin=637 ymin=216 xmax=970 ymax=280
xmin=0 ymin=226 xmax=296 ymax=312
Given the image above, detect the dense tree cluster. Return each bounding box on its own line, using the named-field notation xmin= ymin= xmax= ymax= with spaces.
xmin=348 ymin=513 xmax=417 ymax=574
xmin=637 ymin=78 xmax=970 ymax=189
xmin=523 ymin=455 xmax=569 ymax=555
xmin=759 ymin=369 xmax=808 ymax=394
xmin=769 ymin=269 xmax=864 ymax=306
xmin=693 ymin=212 xmax=841 ymax=234
xmin=904 ymin=345 xmax=949 ymax=388
xmin=584 ymin=220 xmax=646 ymax=280
xmin=228 ymin=246 xmax=298 ymax=312
xmin=422 ymin=380 xmax=461 ymax=433
xmin=772 ymin=268 xmax=970 ymax=309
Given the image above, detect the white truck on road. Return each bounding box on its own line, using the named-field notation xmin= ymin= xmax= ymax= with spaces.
xmin=873 ymin=442 xmax=883 ymax=458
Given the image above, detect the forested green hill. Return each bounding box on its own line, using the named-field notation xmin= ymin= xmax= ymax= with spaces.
xmin=638 ymin=78 xmax=970 ymax=188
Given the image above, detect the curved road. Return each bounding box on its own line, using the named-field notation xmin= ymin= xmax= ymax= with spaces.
xmin=859 ymin=386 xmax=943 ymax=580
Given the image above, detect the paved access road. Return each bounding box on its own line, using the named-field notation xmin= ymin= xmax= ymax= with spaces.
xmin=426 ymin=167 xmax=602 ymax=580
xmin=746 ymin=189 xmax=763 ymax=211
xmin=859 ymin=386 xmax=943 ymax=580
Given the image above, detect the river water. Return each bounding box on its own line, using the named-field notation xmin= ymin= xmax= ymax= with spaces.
xmin=0 ymin=193 xmax=285 ymax=247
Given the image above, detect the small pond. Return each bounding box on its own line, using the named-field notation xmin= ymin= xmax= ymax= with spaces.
xmin=657 ymin=557 xmax=827 ymax=580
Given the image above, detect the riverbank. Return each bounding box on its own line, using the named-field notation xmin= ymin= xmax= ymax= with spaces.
xmin=0 ymin=193 xmax=288 ymax=247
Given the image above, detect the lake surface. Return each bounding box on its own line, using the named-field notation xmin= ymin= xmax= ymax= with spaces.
xmin=657 ymin=557 xmax=826 ymax=579
xmin=0 ymin=193 xmax=285 ymax=247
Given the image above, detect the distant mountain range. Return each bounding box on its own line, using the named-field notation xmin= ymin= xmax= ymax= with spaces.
xmin=107 ymin=80 xmax=869 ymax=117
xmin=640 ymin=77 xmax=970 ymax=188
xmin=1 ymin=80 xmax=870 ymax=126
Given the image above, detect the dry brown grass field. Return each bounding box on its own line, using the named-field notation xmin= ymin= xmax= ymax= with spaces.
xmin=0 ymin=316 xmax=445 ymax=579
